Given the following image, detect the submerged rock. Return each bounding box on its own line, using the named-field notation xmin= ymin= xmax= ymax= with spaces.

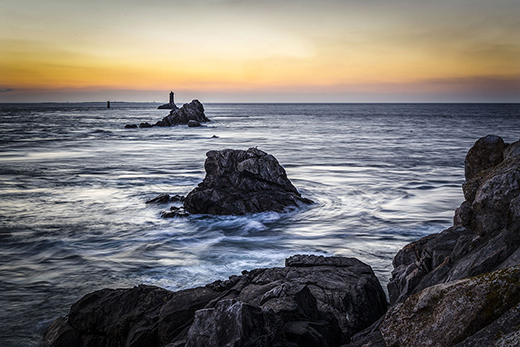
xmin=41 ymin=255 xmax=387 ymax=347
xmin=183 ymin=148 xmax=313 ymax=215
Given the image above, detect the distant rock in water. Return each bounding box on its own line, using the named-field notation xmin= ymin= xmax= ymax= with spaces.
xmin=157 ymin=103 xmax=178 ymax=110
xmin=155 ymin=100 xmax=209 ymax=126
xmin=183 ymin=147 xmax=313 ymax=215
xmin=40 ymin=255 xmax=388 ymax=347
xmin=124 ymin=99 xmax=209 ymax=128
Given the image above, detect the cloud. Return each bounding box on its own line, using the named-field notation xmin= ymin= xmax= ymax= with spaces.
xmin=0 ymin=88 xmax=14 ymax=93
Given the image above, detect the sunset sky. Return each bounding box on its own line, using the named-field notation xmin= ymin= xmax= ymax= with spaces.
xmin=1 ymin=0 xmax=519 ymax=103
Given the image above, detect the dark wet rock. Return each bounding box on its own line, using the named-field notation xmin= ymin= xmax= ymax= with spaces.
xmin=170 ymin=195 xmax=185 ymax=202
xmin=380 ymin=265 xmax=520 ymax=347
xmin=187 ymin=120 xmax=201 ymax=127
xmin=146 ymin=194 xmax=185 ymax=204
xmin=156 ymin=100 xmax=209 ymax=126
xmin=146 ymin=193 xmax=172 ymax=204
xmin=183 ymin=148 xmax=313 ymax=215
xmin=139 ymin=122 xmax=153 ymax=128
xmin=125 ymin=124 xmax=138 ymax=129
xmin=464 ymin=134 xmax=506 ymax=181
xmin=185 ymin=300 xmax=289 ymax=347
xmin=453 ymin=300 xmax=520 ymax=347
xmin=206 ymin=255 xmax=388 ymax=344
xmin=388 ymin=135 xmax=520 ymax=305
xmin=344 ymin=324 xmax=386 ymax=347
xmin=211 ymin=135 xmax=219 ymax=138
xmin=41 ymin=255 xmax=387 ymax=347
xmin=158 ymin=103 xmax=178 ymax=110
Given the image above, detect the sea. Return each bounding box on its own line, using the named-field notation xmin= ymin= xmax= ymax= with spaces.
xmin=0 ymin=102 xmax=519 ymax=346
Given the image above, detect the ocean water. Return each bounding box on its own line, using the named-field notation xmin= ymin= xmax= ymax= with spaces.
xmin=0 ymin=102 xmax=519 ymax=346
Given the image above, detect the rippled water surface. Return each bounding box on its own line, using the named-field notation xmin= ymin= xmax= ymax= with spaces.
xmin=1 ymin=102 xmax=519 ymax=346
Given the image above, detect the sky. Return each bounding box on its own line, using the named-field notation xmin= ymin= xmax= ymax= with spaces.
xmin=1 ymin=0 xmax=519 ymax=103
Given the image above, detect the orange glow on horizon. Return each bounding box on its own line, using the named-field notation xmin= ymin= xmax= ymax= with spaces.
xmin=1 ymin=0 xmax=519 ymax=102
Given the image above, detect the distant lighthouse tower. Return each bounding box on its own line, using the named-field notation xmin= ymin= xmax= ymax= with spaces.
xmin=158 ymin=91 xmax=178 ymax=109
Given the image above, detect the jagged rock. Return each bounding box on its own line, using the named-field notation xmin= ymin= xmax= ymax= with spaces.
xmin=208 ymin=255 xmax=388 ymax=344
xmin=155 ymin=100 xmax=209 ymax=126
xmin=185 ymin=300 xmax=289 ymax=347
xmin=41 ymin=255 xmax=387 ymax=347
xmin=464 ymin=134 xmax=506 ymax=181
xmin=380 ymin=265 xmax=520 ymax=347
xmin=146 ymin=193 xmax=172 ymax=204
xmin=125 ymin=124 xmax=138 ymax=129
xmin=40 ymin=285 xmax=220 ymax=347
xmin=146 ymin=194 xmax=185 ymax=204
xmin=388 ymin=135 xmax=520 ymax=305
xmin=183 ymin=148 xmax=313 ymax=215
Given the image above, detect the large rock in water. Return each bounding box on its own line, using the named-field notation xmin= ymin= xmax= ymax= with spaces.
xmin=183 ymin=148 xmax=313 ymax=215
xmin=387 ymin=135 xmax=520 ymax=305
xmin=41 ymin=255 xmax=388 ymax=347
xmin=155 ymin=100 xmax=209 ymax=126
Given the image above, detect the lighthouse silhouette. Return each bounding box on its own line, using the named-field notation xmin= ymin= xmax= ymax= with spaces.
xmin=158 ymin=91 xmax=178 ymax=109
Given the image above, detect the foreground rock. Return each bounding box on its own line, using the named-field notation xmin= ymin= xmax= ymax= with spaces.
xmin=380 ymin=265 xmax=520 ymax=347
xmin=183 ymin=148 xmax=313 ymax=215
xmin=41 ymin=255 xmax=388 ymax=347
xmin=346 ymin=135 xmax=520 ymax=347
xmin=388 ymin=135 xmax=520 ymax=305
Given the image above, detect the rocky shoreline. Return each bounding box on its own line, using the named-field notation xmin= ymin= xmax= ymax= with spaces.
xmin=41 ymin=135 xmax=520 ymax=347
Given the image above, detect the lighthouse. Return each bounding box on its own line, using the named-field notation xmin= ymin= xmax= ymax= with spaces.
xmin=158 ymin=91 xmax=179 ymax=109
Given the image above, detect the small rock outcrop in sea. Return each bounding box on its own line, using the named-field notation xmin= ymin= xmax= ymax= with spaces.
xmin=40 ymin=255 xmax=388 ymax=347
xmin=155 ymin=100 xmax=209 ymax=126
xmin=182 ymin=147 xmax=313 ymax=215
xmin=125 ymin=99 xmax=209 ymax=128
xmin=145 ymin=193 xmax=185 ymax=204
